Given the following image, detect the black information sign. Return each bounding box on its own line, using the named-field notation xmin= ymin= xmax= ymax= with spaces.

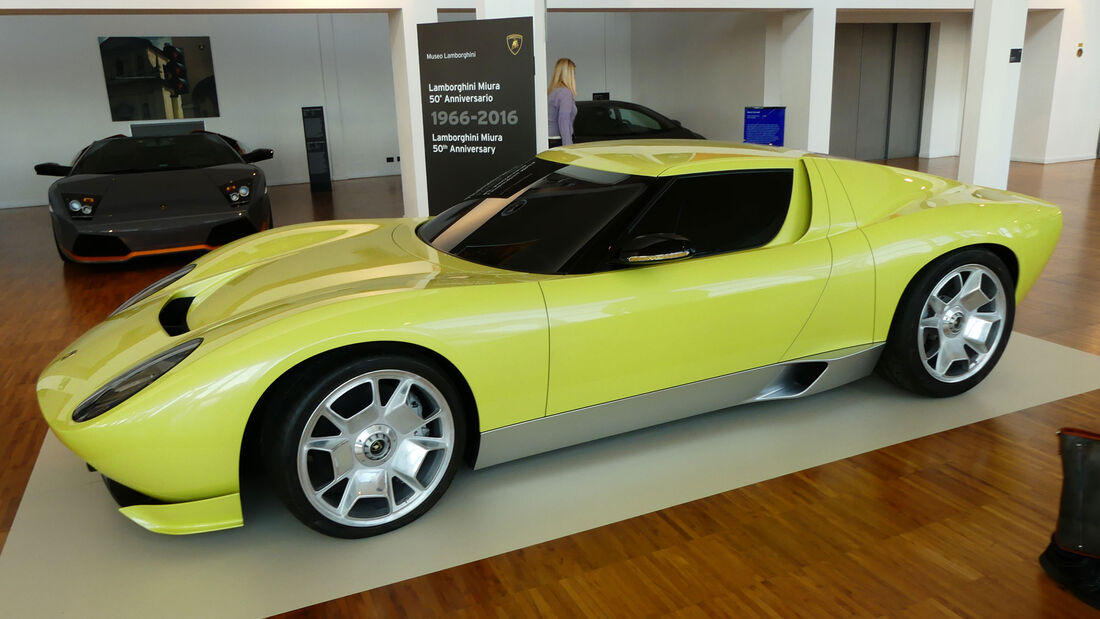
xmin=418 ymin=17 xmax=536 ymax=214
xmin=302 ymin=106 xmax=332 ymax=192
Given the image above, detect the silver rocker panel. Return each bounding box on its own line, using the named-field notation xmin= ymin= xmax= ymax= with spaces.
xmin=474 ymin=343 xmax=885 ymax=469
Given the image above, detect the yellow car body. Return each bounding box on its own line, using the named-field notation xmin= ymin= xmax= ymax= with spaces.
xmin=36 ymin=141 xmax=1062 ymax=535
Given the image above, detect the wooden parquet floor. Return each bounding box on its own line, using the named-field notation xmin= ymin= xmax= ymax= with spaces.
xmin=1 ymin=160 xmax=1097 ymax=616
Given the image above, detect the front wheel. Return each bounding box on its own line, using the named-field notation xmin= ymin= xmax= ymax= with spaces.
xmin=264 ymin=355 xmax=466 ymax=538
xmin=878 ymin=249 xmax=1015 ymax=397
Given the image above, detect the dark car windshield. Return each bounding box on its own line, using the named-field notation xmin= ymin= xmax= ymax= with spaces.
xmin=418 ymin=159 xmax=653 ymax=274
xmin=575 ymin=102 xmax=674 ymax=136
xmin=72 ymin=134 xmax=241 ymax=174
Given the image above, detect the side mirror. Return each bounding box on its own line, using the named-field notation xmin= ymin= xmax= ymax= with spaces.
xmin=242 ymin=148 xmax=274 ymax=163
xmin=670 ymin=119 xmax=683 ymax=127
xmin=617 ymin=233 xmax=695 ymax=265
xmin=34 ymin=162 xmax=72 ymax=177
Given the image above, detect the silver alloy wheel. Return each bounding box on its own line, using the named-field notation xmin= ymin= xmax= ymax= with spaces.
xmin=296 ymin=369 xmax=455 ymax=527
xmin=917 ymin=263 xmax=1007 ymax=383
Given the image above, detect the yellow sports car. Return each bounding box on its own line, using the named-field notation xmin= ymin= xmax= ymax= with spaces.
xmin=37 ymin=141 xmax=1062 ymax=538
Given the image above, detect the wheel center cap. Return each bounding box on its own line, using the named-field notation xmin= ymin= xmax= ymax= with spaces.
xmin=942 ymin=307 xmax=966 ymax=336
xmin=355 ymin=425 xmax=397 ymax=463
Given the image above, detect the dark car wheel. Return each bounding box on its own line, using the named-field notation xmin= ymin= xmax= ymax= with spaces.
xmin=877 ymin=248 xmax=1015 ymax=397
xmin=264 ymin=354 xmax=466 ymax=538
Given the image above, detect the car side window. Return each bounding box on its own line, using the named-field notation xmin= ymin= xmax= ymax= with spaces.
xmin=616 ymin=107 xmax=662 ymax=132
xmin=625 ymin=170 xmax=795 ymax=257
xmin=575 ymin=106 xmax=623 ymax=136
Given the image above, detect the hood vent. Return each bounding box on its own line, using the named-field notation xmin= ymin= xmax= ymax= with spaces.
xmin=159 ymin=297 xmax=195 ymax=336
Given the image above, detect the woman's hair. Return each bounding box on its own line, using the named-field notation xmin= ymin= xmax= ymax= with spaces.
xmin=548 ymin=58 xmax=577 ymax=96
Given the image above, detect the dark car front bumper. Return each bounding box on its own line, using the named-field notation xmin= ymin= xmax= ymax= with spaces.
xmin=52 ymin=195 xmax=271 ymax=263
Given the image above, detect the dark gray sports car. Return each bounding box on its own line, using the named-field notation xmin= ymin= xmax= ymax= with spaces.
xmin=573 ymin=100 xmax=705 ymax=143
xmin=35 ymin=132 xmax=274 ymax=263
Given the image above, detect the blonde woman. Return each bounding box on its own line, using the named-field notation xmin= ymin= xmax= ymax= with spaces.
xmin=547 ymin=58 xmax=577 ymax=147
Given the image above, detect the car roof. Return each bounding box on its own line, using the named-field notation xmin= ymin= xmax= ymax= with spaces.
xmin=537 ymin=139 xmax=807 ymax=177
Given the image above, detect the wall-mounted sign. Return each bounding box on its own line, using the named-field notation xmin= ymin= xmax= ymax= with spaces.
xmin=744 ymin=107 xmax=786 ymax=147
xmin=418 ymin=17 xmax=536 ymax=214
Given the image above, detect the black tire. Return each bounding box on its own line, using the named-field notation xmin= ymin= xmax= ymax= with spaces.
xmin=263 ymin=353 xmax=467 ymax=538
xmin=877 ymin=248 xmax=1015 ymax=397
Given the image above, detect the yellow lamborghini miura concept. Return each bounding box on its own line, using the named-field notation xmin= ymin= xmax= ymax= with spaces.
xmin=37 ymin=141 xmax=1062 ymax=538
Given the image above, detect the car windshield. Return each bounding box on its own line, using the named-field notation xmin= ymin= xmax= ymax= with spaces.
xmin=72 ymin=134 xmax=241 ymax=174
xmin=576 ymin=103 xmax=674 ymax=136
xmin=418 ymin=159 xmax=653 ymax=274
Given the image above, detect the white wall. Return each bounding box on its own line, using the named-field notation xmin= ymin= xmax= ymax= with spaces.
xmin=547 ymin=12 xmax=631 ymax=101
xmin=1040 ymin=1 xmax=1099 ymax=162
xmin=328 ymin=15 xmax=402 ymax=180
xmin=630 ymin=11 xmax=767 ymax=142
xmin=0 ymin=13 xmax=400 ymax=209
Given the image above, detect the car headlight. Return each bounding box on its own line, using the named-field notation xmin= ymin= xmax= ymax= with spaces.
xmin=72 ymin=338 xmax=202 ymax=422
xmin=221 ymin=180 xmax=253 ymax=206
xmin=109 ymin=264 xmax=196 ymax=317
xmin=62 ymin=194 xmax=99 ymax=219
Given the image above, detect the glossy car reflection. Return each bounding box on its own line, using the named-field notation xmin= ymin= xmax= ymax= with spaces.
xmin=34 ymin=132 xmax=274 ymax=263
xmin=37 ymin=140 xmax=1062 ymax=538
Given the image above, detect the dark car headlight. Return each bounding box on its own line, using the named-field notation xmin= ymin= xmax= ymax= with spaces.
xmin=72 ymin=338 xmax=202 ymax=422
xmin=221 ymin=179 xmax=254 ymax=206
xmin=109 ymin=264 xmax=196 ymax=317
xmin=62 ymin=194 xmax=100 ymax=219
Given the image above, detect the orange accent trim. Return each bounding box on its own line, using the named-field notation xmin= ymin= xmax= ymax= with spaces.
xmin=1053 ymin=538 xmax=1100 ymax=560
xmin=1060 ymin=427 xmax=1100 ymax=442
xmin=62 ymin=243 xmax=220 ymax=263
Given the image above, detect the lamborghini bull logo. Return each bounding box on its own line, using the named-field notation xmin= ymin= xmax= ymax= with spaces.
xmin=506 ymin=34 xmax=523 ymax=56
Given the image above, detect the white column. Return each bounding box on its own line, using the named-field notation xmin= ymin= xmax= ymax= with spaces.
xmin=477 ymin=0 xmax=549 ymax=151
xmin=779 ymin=8 xmax=835 ymax=152
xmin=762 ymin=14 xmax=784 ymax=107
xmin=389 ymin=3 xmax=436 ymax=218
xmin=1010 ymin=10 xmax=1061 ymax=163
xmin=316 ymin=14 xmax=345 ymax=181
xmin=919 ymin=14 xmax=969 ymax=158
xmin=957 ymin=0 xmax=1027 ymax=189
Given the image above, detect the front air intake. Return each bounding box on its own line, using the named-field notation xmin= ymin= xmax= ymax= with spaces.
xmin=206 ymin=219 xmax=258 ymax=246
xmin=72 ymin=234 xmax=130 ymax=257
xmin=158 ymin=297 xmax=194 ymax=336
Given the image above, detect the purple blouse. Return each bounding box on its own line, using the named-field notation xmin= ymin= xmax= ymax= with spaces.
xmin=548 ymin=87 xmax=577 ymax=145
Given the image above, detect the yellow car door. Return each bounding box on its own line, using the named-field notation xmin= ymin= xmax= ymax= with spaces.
xmin=540 ymin=165 xmax=832 ymax=416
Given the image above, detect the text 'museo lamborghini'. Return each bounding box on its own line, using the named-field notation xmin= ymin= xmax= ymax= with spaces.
xmin=37 ymin=141 xmax=1061 ymax=538
xmin=35 ymin=132 xmax=274 ymax=263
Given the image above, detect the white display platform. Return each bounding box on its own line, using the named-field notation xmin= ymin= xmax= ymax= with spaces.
xmin=2 ymin=334 xmax=1099 ymax=618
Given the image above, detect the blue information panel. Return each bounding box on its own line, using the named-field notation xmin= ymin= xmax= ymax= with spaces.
xmin=743 ymin=106 xmax=785 ymax=146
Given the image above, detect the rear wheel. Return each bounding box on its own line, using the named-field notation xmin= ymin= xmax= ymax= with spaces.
xmin=264 ymin=354 xmax=466 ymax=538
xmin=877 ymin=248 xmax=1015 ymax=397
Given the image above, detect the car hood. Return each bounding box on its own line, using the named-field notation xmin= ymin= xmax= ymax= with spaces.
xmin=54 ymin=164 xmax=259 ymax=219
xmin=171 ymin=218 xmax=547 ymax=330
